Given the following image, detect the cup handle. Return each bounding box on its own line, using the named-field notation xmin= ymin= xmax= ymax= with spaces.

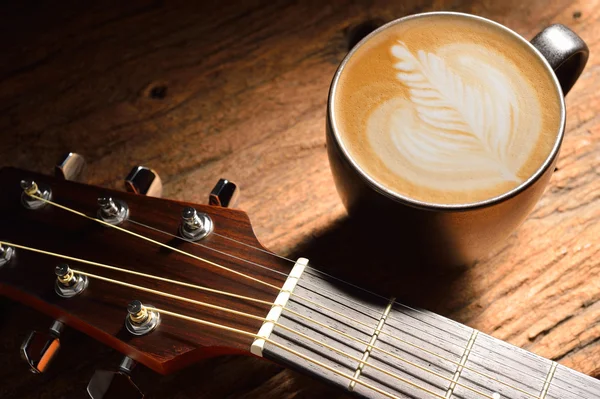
xmin=531 ymin=24 xmax=589 ymax=96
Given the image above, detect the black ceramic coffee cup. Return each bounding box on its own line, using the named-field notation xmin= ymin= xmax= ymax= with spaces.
xmin=327 ymin=12 xmax=589 ymax=267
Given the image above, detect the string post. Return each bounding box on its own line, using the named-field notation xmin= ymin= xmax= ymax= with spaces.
xmin=20 ymin=180 xmax=52 ymax=209
xmin=97 ymin=196 xmax=128 ymax=225
xmin=20 ymin=180 xmax=39 ymax=196
xmin=179 ymin=207 xmax=213 ymax=241
xmin=125 ymin=300 xmax=160 ymax=336
xmin=54 ymin=264 xmax=88 ymax=298
xmin=127 ymin=300 xmax=149 ymax=324
xmin=55 ymin=263 xmax=76 ymax=286
xmin=0 ymin=244 xmax=14 ymax=267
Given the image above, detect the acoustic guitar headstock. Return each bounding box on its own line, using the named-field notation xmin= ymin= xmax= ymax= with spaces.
xmin=0 ymin=154 xmax=290 ymax=397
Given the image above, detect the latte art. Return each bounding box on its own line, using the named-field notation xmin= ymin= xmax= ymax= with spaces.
xmin=333 ymin=14 xmax=561 ymax=204
xmin=367 ymin=41 xmax=540 ymax=191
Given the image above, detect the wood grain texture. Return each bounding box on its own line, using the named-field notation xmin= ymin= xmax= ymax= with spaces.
xmin=0 ymin=0 xmax=598 ymax=398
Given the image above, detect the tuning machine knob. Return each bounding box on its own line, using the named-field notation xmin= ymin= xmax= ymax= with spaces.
xmin=125 ymin=166 xmax=162 ymax=197
xmin=87 ymin=356 xmax=144 ymax=399
xmin=55 ymin=152 xmax=86 ymax=182
xmin=209 ymin=178 xmax=239 ymax=208
xmin=21 ymin=320 xmax=64 ymax=373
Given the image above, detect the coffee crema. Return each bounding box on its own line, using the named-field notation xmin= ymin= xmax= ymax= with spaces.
xmin=333 ymin=14 xmax=562 ymax=204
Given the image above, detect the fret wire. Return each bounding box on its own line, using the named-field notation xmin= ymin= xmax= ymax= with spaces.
xmin=27 ymin=194 xmax=280 ymax=291
xmin=281 ymin=306 xmax=539 ymax=398
xmin=273 ymin=321 xmax=495 ymax=399
xmin=2 ymin=240 xmax=539 ymax=398
xmin=147 ymin=306 xmax=444 ymax=399
xmin=290 ymin=286 xmax=468 ymax=350
xmin=287 ymin=288 xmax=470 ymax=355
xmin=538 ymin=362 xmax=557 ymax=399
xmin=19 ymin=195 xmax=569 ymax=395
xmin=446 ymin=330 xmax=478 ymax=398
xmin=293 ymin=287 xmax=555 ymax=390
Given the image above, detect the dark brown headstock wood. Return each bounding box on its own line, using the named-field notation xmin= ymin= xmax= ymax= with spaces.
xmin=0 ymin=167 xmax=291 ymax=374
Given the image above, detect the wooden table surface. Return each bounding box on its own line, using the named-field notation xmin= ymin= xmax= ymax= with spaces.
xmin=1 ymin=0 xmax=598 ymax=398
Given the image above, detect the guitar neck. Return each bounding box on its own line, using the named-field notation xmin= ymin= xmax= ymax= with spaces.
xmin=255 ymin=265 xmax=600 ymax=399
xmin=1 ymin=166 xmax=597 ymax=398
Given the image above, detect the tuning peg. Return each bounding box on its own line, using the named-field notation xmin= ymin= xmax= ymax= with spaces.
xmin=124 ymin=166 xmax=162 ymax=198
xmin=55 ymin=152 xmax=86 ymax=182
xmin=87 ymin=357 xmax=144 ymax=399
xmin=209 ymin=178 xmax=239 ymax=208
xmin=21 ymin=320 xmax=64 ymax=373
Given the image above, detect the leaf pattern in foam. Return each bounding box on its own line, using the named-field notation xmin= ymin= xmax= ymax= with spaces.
xmin=390 ymin=41 xmax=520 ymax=182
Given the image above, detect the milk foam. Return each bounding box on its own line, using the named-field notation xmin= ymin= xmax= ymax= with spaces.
xmin=367 ymin=41 xmax=540 ymax=192
xmin=333 ymin=14 xmax=561 ymax=204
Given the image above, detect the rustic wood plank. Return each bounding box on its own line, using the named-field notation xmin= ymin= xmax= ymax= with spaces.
xmin=0 ymin=0 xmax=598 ymax=398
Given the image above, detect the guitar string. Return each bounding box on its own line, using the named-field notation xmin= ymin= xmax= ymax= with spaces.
xmin=0 ymin=241 xmax=479 ymax=399
xmin=212 ymin=231 xmax=564 ymax=379
xmin=24 ymin=189 xmax=543 ymax=374
xmin=73 ymin=270 xmax=496 ymax=399
xmin=126 ymin=219 xmax=471 ymax=349
xmin=24 ymin=190 xmax=536 ymax=377
xmin=21 ymin=195 xmax=421 ymax=348
xmin=205 ymin=225 xmax=555 ymax=373
xmin=147 ymin=306 xmax=435 ymax=399
xmin=85 ymin=271 xmax=576 ymax=399
xmin=211 ymin=229 xmax=464 ymax=332
xmin=2 ymin=242 xmax=273 ymax=306
xmin=24 ymin=194 xmax=474 ymax=364
xmin=24 ymin=194 xmax=280 ymax=290
xmin=127 ymin=217 xmax=552 ymax=386
xmin=129 ymin=218 xmax=469 ymax=343
xmin=1 ymin=240 xmax=541 ymax=399
xmin=23 ymin=193 xmax=554 ymax=390
xmin=282 ymin=284 xmax=552 ymax=393
xmin=147 ymin=214 xmax=466 ymax=348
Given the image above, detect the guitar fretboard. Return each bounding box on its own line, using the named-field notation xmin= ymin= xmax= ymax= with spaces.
xmin=261 ymin=267 xmax=600 ymax=399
